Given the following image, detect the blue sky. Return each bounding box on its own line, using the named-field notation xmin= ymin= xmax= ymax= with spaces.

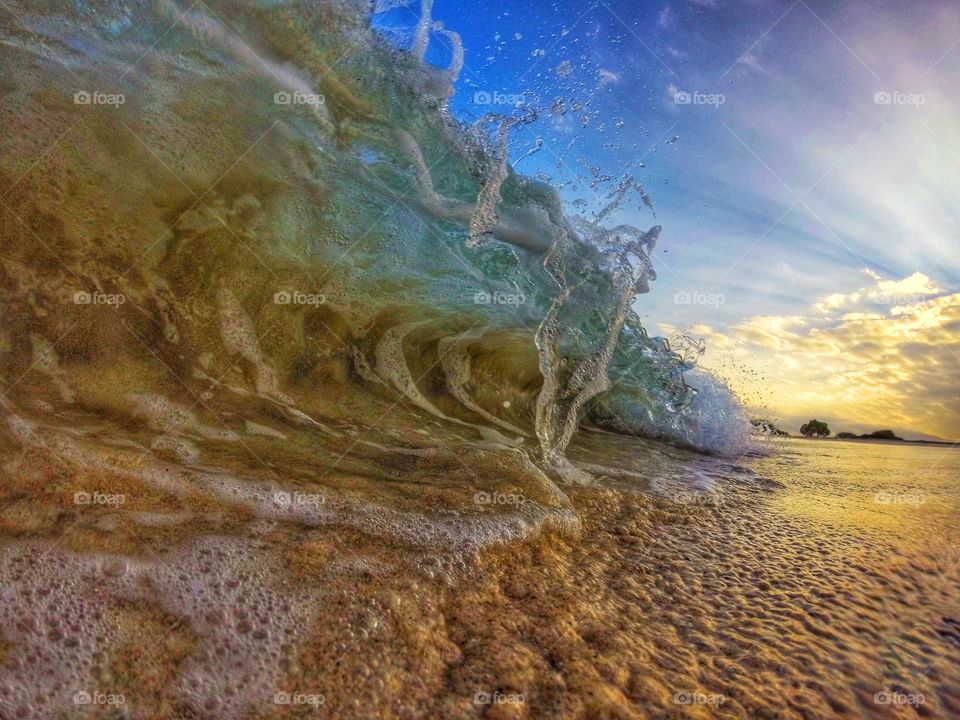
xmin=376 ymin=0 xmax=960 ymax=439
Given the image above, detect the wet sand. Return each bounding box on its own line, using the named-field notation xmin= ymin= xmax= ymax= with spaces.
xmin=1 ymin=429 xmax=957 ymax=719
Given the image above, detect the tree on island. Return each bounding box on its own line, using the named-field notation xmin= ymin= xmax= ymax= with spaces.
xmin=800 ymin=419 xmax=831 ymax=437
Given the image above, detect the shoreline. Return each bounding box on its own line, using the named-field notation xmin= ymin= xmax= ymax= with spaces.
xmin=779 ymin=435 xmax=957 ymax=447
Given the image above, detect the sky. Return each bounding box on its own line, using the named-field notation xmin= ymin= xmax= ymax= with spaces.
xmin=378 ymin=0 xmax=960 ymax=441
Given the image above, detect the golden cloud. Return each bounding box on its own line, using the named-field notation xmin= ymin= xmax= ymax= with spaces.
xmin=676 ymin=272 xmax=960 ymax=440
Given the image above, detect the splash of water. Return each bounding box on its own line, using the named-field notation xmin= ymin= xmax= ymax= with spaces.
xmin=0 ymin=0 xmax=748 ymax=492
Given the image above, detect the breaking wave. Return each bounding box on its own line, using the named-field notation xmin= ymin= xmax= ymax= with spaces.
xmin=3 ymin=0 xmax=748 ymax=467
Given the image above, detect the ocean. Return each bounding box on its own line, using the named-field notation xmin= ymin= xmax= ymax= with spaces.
xmin=0 ymin=0 xmax=957 ymax=718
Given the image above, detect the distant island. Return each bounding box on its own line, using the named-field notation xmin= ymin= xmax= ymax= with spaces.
xmin=836 ymin=429 xmax=902 ymax=441
xmin=751 ymin=418 xmax=954 ymax=445
xmin=798 ymin=421 xmax=953 ymax=445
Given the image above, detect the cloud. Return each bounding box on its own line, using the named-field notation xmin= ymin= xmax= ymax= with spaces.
xmin=687 ymin=272 xmax=960 ymax=439
xmin=813 ymin=270 xmax=944 ymax=314
xmin=658 ymin=6 xmax=674 ymax=28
